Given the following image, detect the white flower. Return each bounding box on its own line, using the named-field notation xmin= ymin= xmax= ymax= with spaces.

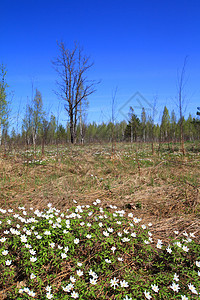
xmin=182 ymin=245 xmax=189 ymax=252
xmin=108 ymin=227 xmax=114 ymax=233
xmin=71 ymin=291 xmax=79 ymax=298
xmin=175 ymin=241 xmax=182 ymax=248
xmin=44 ymin=230 xmax=51 ymax=235
xmin=196 ymin=261 xmax=200 ymax=268
xmin=122 ymin=237 xmax=130 ymax=242
xmin=156 ymin=240 xmax=162 ymax=249
xmin=118 ymin=257 xmax=123 ymax=262
xmin=111 ymin=246 xmax=116 ymax=253
xmin=144 ymin=290 xmax=152 ymax=299
xmin=0 ymin=237 xmax=6 ymax=242
xmin=120 ymin=280 xmax=129 ymax=288
xmin=70 ymin=276 xmax=76 ymax=283
xmin=181 ymin=296 xmax=188 ymax=300
xmin=141 ymin=224 xmax=146 ymax=229
xmin=30 ymin=249 xmax=36 ymax=255
xmin=173 ymin=273 xmax=179 ymax=282
xmin=89 ymin=269 xmax=98 ymax=278
xmin=105 ymin=259 xmax=111 ymax=263
xmin=5 ymin=260 xmax=12 ymax=266
xmin=189 ymin=232 xmax=195 ymax=238
xmin=103 ymin=231 xmax=109 ymax=237
xmin=46 ymin=293 xmax=53 ymax=299
xmin=2 ymin=250 xmax=8 ymax=255
xmin=62 ymin=285 xmax=71 ymax=292
xmin=131 ymin=232 xmax=136 ymax=237
xmin=76 ymin=269 xmax=83 ymax=276
xmin=90 ymin=278 xmax=97 ymax=285
xmin=20 ymin=235 xmax=27 ymax=243
xmin=28 ymin=290 xmax=36 ymax=297
xmin=19 ymin=288 xmax=24 ymax=294
xmin=30 ymin=273 xmax=36 ymax=279
xmin=151 ymin=284 xmax=159 ymax=293
xmin=166 ymin=246 xmax=172 ymax=254
xmin=61 ymin=253 xmax=67 ymax=259
xmin=50 ymin=242 xmax=55 ymax=248
xmin=123 ymin=296 xmax=132 ymax=300
xmin=86 ymin=234 xmax=92 ymax=239
xmin=77 ymin=262 xmax=82 ymax=267
xmin=30 ymin=256 xmax=37 ymax=262
xmin=45 ymin=286 xmax=52 ymax=292
xmin=96 ymin=199 xmax=101 ymax=203
xmin=188 ymin=283 xmax=198 ymax=294
xmin=170 ymin=282 xmax=180 ymax=292
xmin=110 ymin=277 xmax=119 ymax=289
xmin=74 ymin=238 xmax=79 ymax=244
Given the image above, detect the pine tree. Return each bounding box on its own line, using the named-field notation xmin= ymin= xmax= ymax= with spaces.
xmin=161 ymin=106 xmax=170 ymax=142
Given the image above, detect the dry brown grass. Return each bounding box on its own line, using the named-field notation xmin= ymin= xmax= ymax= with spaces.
xmin=0 ymin=142 xmax=199 ymax=239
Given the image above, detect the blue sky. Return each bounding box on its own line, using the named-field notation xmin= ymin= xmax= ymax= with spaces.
xmin=1 ymin=0 xmax=200 ymax=130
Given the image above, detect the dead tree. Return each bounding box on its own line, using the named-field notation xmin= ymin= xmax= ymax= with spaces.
xmin=53 ymin=41 xmax=97 ymax=144
xmin=177 ymin=56 xmax=188 ymax=155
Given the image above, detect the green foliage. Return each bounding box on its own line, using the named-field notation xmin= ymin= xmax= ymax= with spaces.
xmin=0 ymin=202 xmax=199 ymax=299
xmin=124 ymin=107 xmax=141 ymax=142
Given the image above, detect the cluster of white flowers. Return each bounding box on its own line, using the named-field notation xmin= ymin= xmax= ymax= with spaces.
xmin=0 ymin=199 xmax=199 ymax=299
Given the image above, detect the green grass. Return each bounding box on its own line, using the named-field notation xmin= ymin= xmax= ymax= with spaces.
xmin=0 ymin=201 xmax=199 ymax=299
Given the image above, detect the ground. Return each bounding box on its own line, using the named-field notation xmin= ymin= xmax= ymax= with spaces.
xmin=0 ymin=142 xmax=199 ymax=242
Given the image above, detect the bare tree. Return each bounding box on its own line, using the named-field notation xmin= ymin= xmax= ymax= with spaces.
xmin=111 ymin=87 xmax=118 ymax=156
xmin=177 ymin=56 xmax=188 ymax=155
xmin=0 ymin=64 xmax=9 ymax=146
xmin=53 ymin=41 xmax=97 ymax=144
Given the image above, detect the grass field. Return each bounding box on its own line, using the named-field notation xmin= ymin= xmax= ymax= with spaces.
xmin=0 ymin=142 xmax=199 ymax=299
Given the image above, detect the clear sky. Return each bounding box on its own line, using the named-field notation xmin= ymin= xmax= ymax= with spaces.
xmin=1 ymin=0 xmax=200 ymax=130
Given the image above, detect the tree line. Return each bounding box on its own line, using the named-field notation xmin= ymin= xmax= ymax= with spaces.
xmin=0 ymin=42 xmax=200 ymax=154
xmin=1 ymin=95 xmax=200 ymax=150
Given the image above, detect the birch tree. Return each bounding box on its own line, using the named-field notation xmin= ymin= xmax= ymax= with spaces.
xmin=32 ymin=89 xmax=44 ymax=154
xmin=0 ymin=64 xmax=9 ymax=146
xmin=177 ymin=56 xmax=188 ymax=155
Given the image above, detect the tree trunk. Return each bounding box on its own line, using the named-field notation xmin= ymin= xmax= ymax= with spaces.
xmin=42 ymin=138 xmax=45 ymax=156
xmin=180 ymin=123 xmax=185 ymax=155
xmin=0 ymin=119 xmax=2 ymax=146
